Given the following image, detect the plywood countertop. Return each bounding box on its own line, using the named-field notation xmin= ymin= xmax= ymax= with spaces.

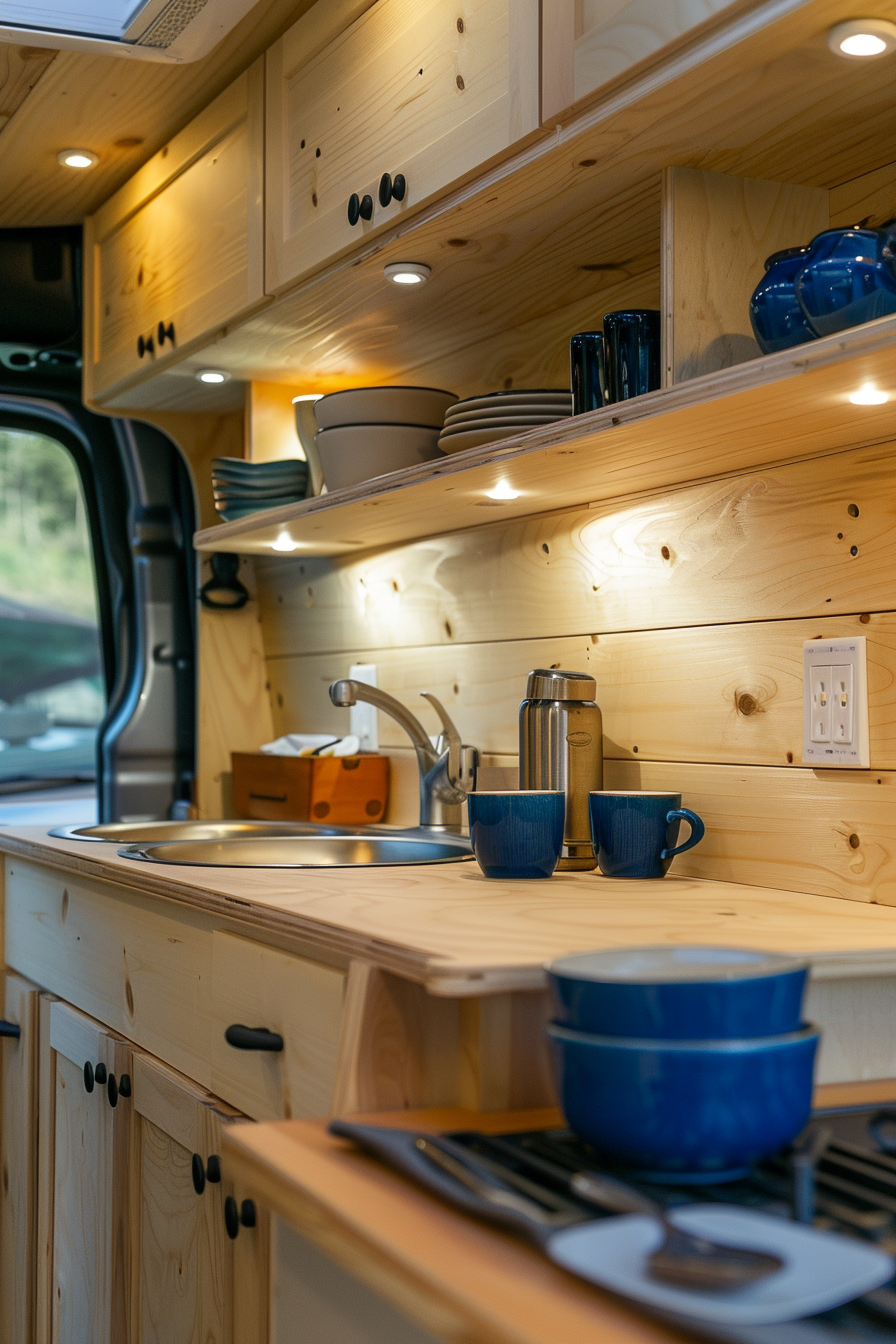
xmin=5 ymin=827 xmax=896 ymax=995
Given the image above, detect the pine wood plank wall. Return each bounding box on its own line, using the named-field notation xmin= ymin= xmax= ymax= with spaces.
xmin=253 ymin=438 xmax=896 ymax=907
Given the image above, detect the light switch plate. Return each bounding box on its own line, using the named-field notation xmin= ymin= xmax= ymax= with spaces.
xmin=802 ymin=638 xmax=869 ymax=768
xmin=348 ymin=663 xmax=378 ymax=752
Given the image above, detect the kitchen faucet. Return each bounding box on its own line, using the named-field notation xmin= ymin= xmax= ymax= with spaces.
xmin=328 ymin=681 xmax=478 ymax=831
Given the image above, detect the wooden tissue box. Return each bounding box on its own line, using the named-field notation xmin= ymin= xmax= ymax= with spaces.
xmin=231 ymin=752 xmax=389 ymax=824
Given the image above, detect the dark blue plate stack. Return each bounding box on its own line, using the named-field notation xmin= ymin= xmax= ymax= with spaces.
xmin=212 ymin=457 xmax=309 ymax=522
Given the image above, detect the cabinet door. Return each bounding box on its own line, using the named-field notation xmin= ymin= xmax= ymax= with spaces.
xmin=266 ymin=0 xmax=540 ymax=292
xmin=84 ymin=60 xmax=264 ymax=404
xmin=541 ymin=0 xmax=740 ymax=123
xmin=37 ymin=999 xmax=132 ymax=1344
xmin=0 ymin=972 xmax=40 ymax=1344
xmin=131 ymin=1052 xmax=268 ymax=1344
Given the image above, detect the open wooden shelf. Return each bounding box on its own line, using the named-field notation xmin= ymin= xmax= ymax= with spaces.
xmin=195 ymin=313 xmax=896 ymax=556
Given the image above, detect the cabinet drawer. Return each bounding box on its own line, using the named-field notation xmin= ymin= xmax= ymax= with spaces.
xmin=84 ymin=62 xmax=264 ymax=402
xmin=211 ymin=932 xmax=346 ymax=1121
xmin=266 ymin=0 xmax=539 ymax=291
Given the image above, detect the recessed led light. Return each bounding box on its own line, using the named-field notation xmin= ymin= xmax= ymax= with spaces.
xmin=271 ymin=533 xmax=299 ymax=552
xmin=195 ymin=369 xmax=231 ymax=385
xmin=486 ymin=480 xmax=521 ymax=501
xmin=849 ymin=382 xmax=889 ymax=405
xmin=57 ymin=149 xmax=98 ymax=169
xmin=384 ymin=262 xmax=431 ymax=286
xmin=828 ymin=18 xmax=896 ymax=56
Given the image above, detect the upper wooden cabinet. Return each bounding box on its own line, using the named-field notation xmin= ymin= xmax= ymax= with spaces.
xmin=541 ymin=0 xmax=741 ymax=123
xmin=84 ymin=60 xmax=265 ymax=405
xmin=265 ymin=0 xmax=541 ymax=294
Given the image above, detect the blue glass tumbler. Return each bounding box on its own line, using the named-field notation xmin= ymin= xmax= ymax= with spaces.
xmin=570 ymin=331 xmax=609 ymax=414
xmin=603 ymin=310 xmax=661 ymax=403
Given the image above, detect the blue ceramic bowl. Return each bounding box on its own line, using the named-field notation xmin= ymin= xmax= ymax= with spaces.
xmin=467 ymin=791 xmax=565 ymax=879
xmin=548 ymin=1020 xmax=819 ymax=1182
xmin=795 ymin=227 xmax=896 ymax=338
xmin=547 ymin=945 xmax=808 ymax=1039
xmin=749 ymin=246 xmax=816 ymax=354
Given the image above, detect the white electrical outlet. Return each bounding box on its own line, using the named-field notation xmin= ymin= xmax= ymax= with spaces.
xmin=348 ymin=663 xmax=378 ymax=751
xmin=802 ymin=638 xmax=869 ymax=768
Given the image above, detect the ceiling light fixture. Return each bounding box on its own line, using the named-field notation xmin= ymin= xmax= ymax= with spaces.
xmin=828 ymin=18 xmax=896 ymax=56
xmin=384 ymin=262 xmax=431 ymax=286
xmin=57 ymin=149 xmax=98 ymax=169
xmin=195 ymin=369 xmax=231 ymax=385
xmin=271 ymin=533 xmax=299 ymax=552
xmin=486 ymin=480 xmax=521 ymax=501
xmin=849 ymin=382 xmax=889 ymax=405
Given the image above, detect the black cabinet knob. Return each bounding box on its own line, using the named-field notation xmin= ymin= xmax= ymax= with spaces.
xmin=137 ymin=334 xmax=154 ymax=358
xmin=240 ymin=1199 xmax=257 ymax=1229
xmin=157 ymin=320 xmax=175 ymax=346
xmin=0 ymin=1020 xmax=21 ymax=1039
xmin=107 ymin=1073 xmax=118 ymax=1108
xmin=191 ymin=1153 xmax=206 ymax=1195
xmin=94 ymin=1062 xmax=107 ymax=1085
xmin=225 ymin=1024 xmax=283 ymax=1053
xmin=206 ymin=1155 xmax=222 ymax=1184
xmin=224 ymin=1195 xmax=240 ymax=1240
xmin=83 ymin=1061 xmax=94 ymax=1093
xmin=347 ymin=192 xmax=361 ymax=226
xmin=392 ymin=173 xmax=407 ymax=202
xmin=359 ymin=194 xmax=373 ymax=221
xmin=118 ymin=1073 xmax=132 ymax=1098
xmin=378 ymin=172 xmax=393 ymax=208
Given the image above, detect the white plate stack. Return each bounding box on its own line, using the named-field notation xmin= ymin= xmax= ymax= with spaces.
xmin=438 ymin=389 xmax=572 ymax=455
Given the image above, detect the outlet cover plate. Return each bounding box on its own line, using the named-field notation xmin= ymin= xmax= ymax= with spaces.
xmin=348 ymin=663 xmax=378 ymax=752
xmin=802 ymin=637 xmax=869 ymax=768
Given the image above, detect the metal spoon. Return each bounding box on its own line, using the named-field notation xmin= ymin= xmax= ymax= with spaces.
xmin=571 ymin=1170 xmax=785 ymax=1291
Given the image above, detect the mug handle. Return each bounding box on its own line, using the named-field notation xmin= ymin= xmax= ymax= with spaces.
xmin=661 ymin=808 xmax=705 ymax=860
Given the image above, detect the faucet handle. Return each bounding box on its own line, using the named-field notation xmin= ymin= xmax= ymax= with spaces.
xmin=420 ymin=692 xmax=461 ymax=781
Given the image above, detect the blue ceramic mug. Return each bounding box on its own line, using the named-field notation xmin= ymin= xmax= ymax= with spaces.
xmin=589 ymin=791 xmax=705 ymax=879
xmin=468 ymin=791 xmax=566 ymax=879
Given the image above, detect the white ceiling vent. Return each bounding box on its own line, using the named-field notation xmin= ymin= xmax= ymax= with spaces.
xmin=0 ymin=0 xmax=259 ymax=61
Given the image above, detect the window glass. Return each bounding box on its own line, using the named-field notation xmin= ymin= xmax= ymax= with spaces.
xmin=0 ymin=428 xmax=104 ymax=787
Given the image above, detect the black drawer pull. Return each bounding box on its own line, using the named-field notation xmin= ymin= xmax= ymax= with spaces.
xmin=378 ymin=172 xmax=393 ymax=207
xmin=359 ymin=193 xmax=373 ymax=221
xmin=225 ymin=1024 xmax=283 ymax=1052
xmin=94 ymin=1061 xmax=107 ymax=1085
xmin=137 ymin=334 xmax=154 ymax=358
xmin=118 ymin=1072 xmax=132 ymax=1098
xmin=224 ymin=1195 xmax=240 ymax=1239
xmin=83 ymin=1061 xmax=94 ymax=1093
xmin=157 ymin=320 xmax=175 ymax=346
xmin=0 ymin=1020 xmax=21 ymax=1039
xmin=107 ymin=1073 xmax=118 ymax=1108
xmin=206 ymin=1154 xmax=222 ymax=1183
xmin=192 ymin=1153 xmax=206 ymax=1195
xmin=240 ymin=1199 xmax=256 ymax=1229
xmin=347 ymin=192 xmax=361 ymax=226
xmin=392 ymin=173 xmax=407 ymax=201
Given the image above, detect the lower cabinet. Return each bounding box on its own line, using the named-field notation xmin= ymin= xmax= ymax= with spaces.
xmin=25 ymin=997 xmax=269 ymax=1344
xmin=0 ymin=973 xmax=40 ymax=1344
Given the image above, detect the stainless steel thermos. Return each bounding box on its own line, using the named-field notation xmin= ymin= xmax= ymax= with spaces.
xmin=518 ymin=669 xmax=603 ymax=870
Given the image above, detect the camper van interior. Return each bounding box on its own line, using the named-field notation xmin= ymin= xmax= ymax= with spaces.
xmin=7 ymin=2 xmax=896 ymax=1341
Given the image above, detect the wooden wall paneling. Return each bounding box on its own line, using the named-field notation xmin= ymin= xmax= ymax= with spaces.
xmin=0 ymin=972 xmax=39 ymax=1344
xmin=605 ymin=758 xmax=896 ymax=905
xmin=0 ymin=44 xmax=55 ymax=131
xmin=662 ymin=166 xmax=830 ymax=384
xmin=245 ymin=382 xmax=307 ymax=464
xmin=829 ymin=158 xmax=896 ymax=229
xmin=197 ymin=556 xmax=274 ymax=819
xmin=255 ymin=441 xmax=896 ymax=656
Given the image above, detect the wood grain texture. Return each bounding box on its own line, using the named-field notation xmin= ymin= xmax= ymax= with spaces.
xmin=245 ymin=381 xmax=307 ymax=465
xmin=255 ymin=442 xmax=896 ymax=652
xmin=0 ymin=972 xmax=39 ymax=1344
xmin=210 ymin=931 xmax=346 ymax=1121
xmin=35 ymin=992 xmax=55 ymax=1344
xmin=662 ymin=166 xmax=830 ymax=383
xmin=0 ymin=43 xmax=55 ymax=129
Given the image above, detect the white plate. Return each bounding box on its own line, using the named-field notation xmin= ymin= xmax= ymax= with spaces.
xmin=547 ymin=1206 xmax=894 ymax=1326
xmin=439 ymin=414 xmax=565 ymax=438
xmin=438 ymin=425 xmax=554 ymax=454
xmin=443 ymin=405 xmax=570 ymax=428
xmin=447 ymin=394 xmax=571 ymax=419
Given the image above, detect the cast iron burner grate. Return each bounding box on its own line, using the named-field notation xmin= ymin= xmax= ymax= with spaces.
xmin=447 ymin=1104 xmax=896 ymax=1342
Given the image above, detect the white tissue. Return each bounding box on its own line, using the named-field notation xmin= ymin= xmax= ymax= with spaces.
xmin=259 ymin=734 xmax=361 ymax=758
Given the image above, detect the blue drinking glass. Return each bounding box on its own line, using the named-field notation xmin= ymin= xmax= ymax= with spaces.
xmin=749 ymin=246 xmax=816 ymax=354
xmin=795 ymin=227 xmax=896 ymax=338
xmin=570 ymin=332 xmax=609 ymax=414
xmin=603 ymin=310 xmax=661 ymax=403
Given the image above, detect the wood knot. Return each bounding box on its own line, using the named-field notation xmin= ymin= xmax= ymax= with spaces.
xmin=848 ymin=833 xmax=860 ymax=849
xmin=737 ymin=693 xmax=759 ymax=716
xmin=661 ymin=545 xmax=671 ymax=560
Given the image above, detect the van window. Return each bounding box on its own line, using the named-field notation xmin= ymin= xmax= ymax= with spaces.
xmin=0 ymin=426 xmax=104 ymax=790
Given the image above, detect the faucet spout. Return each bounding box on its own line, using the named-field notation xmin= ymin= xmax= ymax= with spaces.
xmin=329 ymin=680 xmax=435 ymax=759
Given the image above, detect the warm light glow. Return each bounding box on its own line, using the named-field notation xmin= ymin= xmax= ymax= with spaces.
xmin=195 ymin=369 xmax=231 ymax=385
xmin=271 ymin=533 xmax=299 ymax=552
xmin=828 ymin=18 xmax=896 ymax=56
xmin=384 ymin=262 xmax=431 ymax=286
xmin=291 ymin=394 xmax=323 ymax=403
xmin=57 ymin=149 xmax=98 ymax=169
xmin=849 ymin=383 xmax=889 ymax=405
xmin=486 ymin=480 xmax=521 ymax=500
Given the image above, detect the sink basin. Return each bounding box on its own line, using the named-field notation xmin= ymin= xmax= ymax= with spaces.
xmin=49 ymin=820 xmax=351 ymax=843
xmin=118 ymin=835 xmax=472 ymax=867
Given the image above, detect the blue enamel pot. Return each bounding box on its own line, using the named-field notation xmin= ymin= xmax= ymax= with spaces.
xmin=749 ymin=246 xmax=816 ymax=354
xmin=547 ymin=1021 xmax=819 ymax=1182
xmin=795 ymin=227 xmax=896 ymax=338
xmin=546 ymin=945 xmax=808 ymax=1039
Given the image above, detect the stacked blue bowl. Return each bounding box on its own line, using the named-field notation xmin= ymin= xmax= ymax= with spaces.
xmin=545 ymin=946 xmax=818 ymax=1183
xmin=212 ymin=457 xmax=309 ymax=522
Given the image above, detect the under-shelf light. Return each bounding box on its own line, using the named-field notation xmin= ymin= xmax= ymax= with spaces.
xmin=828 ymin=18 xmax=896 ymax=56
xmin=849 ymin=383 xmax=889 ymax=405
xmin=57 ymin=149 xmax=98 ymax=169
xmin=196 ymin=369 xmax=231 ymax=385
xmin=384 ymin=262 xmax=431 ymax=286
xmin=271 ymin=532 xmax=299 ymax=552
xmin=485 ymin=480 xmax=521 ymax=501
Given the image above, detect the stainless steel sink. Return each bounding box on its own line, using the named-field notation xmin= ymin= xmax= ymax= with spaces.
xmin=49 ymin=820 xmax=350 ymax=843
xmin=117 ymin=834 xmax=472 ymax=867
